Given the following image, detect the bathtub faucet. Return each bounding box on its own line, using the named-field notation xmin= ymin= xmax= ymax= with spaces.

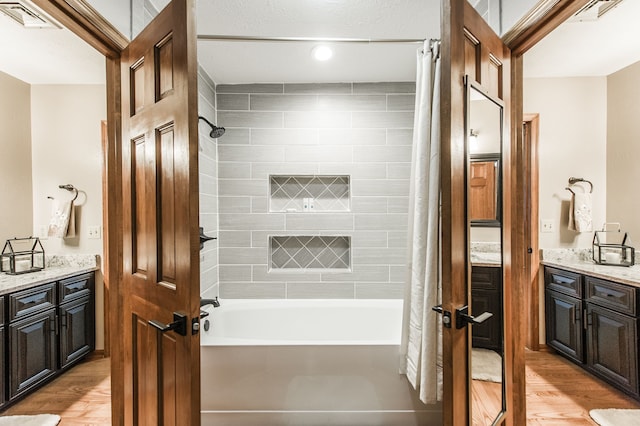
xmin=200 ymin=297 xmax=220 ymax=308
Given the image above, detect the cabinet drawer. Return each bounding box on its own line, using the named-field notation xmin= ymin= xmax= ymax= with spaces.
xmin=471 ymin=266 xmax=502 ymax=290
xmin=586 ymin=277 xmax=637 ymax=316
xmin=545 ymin=267 xmax=583 ymax=297
xmin=59 ymin=273 xmax=93 ymax=303
xmin=9 ymin=283 xmax=56 ymax=322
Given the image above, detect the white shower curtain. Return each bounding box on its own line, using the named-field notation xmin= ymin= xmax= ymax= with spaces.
xmin=399 ymin=39 xmax=442 ymax=404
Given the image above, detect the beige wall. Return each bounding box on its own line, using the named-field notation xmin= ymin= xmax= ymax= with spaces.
xmin=524 ymin=77 xmax=608 ymax=249
xmin=607 ymin=61 xmax=640 ymax=245
xmin=0 ymin=71 xmax=33 ymax=245
xmin=31 ymin=84 xmax=106 ymax=349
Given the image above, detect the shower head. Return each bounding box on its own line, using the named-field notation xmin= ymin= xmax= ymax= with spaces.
xmin=198 ymin=116 xmax=226 ymax=139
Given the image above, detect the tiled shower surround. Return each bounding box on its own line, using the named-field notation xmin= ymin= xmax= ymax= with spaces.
xmin=198 ymin=68 xmax=219 ymax=298
xmin=216 ymin=82 xmax=415 ymax=299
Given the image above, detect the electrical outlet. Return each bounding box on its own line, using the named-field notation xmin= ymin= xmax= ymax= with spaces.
xmin=88 ymin=226 xmax=102 ymax=239
xmin=38 ymin=225 xmax=48 ymax=240
xmin=541 ymin=220 xmax=554 ymax=233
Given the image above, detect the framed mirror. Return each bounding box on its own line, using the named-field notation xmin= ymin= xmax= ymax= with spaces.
xmin=470 ymin=153 xmax=501 ymax=227
xmin=465 ymin=77 xmax=506 ymax=425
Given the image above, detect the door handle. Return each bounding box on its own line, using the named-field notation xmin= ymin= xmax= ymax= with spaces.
xmin=431 ymin=304 xmax=452 ymax=328
xmin=149 ymin=312 xmax=188 ymax=336
xmin=455 ymin=305 xmax=493 ymax=329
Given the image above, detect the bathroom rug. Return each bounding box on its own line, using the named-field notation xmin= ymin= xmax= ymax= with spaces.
xmin=471 ymin=348 xmax=502 ymax=382
xmin=590 ymin=408 xmax=640 ymax=426
xmin=0 ymin=414 xmax=60 ymax=426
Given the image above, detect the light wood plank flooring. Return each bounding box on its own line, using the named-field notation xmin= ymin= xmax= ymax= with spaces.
xmin=2 ymin=355 xmax=111 ymax=425
xmin=525 ymin=349 xmax=640 ymax=425
xmin=2 ymin=350 xmax=639 ymax=425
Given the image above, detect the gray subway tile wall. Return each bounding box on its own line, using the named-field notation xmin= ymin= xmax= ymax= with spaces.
xmin=216 ymin=82 xmax=415 ymax=299
xmin=198 ymin=68 xmax=219 ymax=299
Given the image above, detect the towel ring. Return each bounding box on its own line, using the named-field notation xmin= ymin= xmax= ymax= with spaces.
xmin=59 ymin=184 xmax=79 ymax=202
xmin=567 ymin=177 xmax=593 ymax=193
xmin=565 ymin=187 xmax=575 ymax=195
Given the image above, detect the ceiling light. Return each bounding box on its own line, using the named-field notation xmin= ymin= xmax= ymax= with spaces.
xmin=312 ymin=45 xmax=333 ymax=61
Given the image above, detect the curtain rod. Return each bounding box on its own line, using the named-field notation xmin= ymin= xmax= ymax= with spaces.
xmin=197 ymin=35 xmax=427 ymax=44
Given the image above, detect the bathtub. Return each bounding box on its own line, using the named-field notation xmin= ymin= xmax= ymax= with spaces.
xmin=200 ymin=299 xmax=442 ymax=426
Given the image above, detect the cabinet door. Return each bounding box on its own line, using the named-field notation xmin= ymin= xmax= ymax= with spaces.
xmin=545 ymin=290 xmax=584 ymax=363
xmin=586 ymin=304 xmax=638 ymax=396
xmin=9 ymin=309 xmax=57 ymax=400
xmin=471 ymin=267 xmax=502 ymax=352
xmin=59 ymin=296 xmax=94 ymax=369
xmin=0 ymin=326 xmax=4 ymax=408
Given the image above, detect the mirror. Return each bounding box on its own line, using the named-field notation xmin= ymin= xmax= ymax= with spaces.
xmin=466 ymin=78 xmax=505 ymax=425
xmin=470 ymin=153 xmax=501 ymax=227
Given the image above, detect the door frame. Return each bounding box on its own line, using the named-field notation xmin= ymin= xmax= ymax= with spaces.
xmin=522 ymin=113 xmax=540 ymax=351
xmin=503 ymin=0 xmax=591 ymax=423
xmin=27 ymin=1 xmax=591 ymax=425
xmin=30 ymin=1 xmax=127 ymax=424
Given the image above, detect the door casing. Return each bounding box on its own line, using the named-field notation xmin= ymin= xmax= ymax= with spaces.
xmin=27 ymin=1 xmax=592 ymax=424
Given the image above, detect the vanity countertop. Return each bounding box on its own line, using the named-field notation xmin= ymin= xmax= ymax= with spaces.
xmin=471 ymin=251 xmax=502 ymax=267
xmin=470 ymin=242 xmax=502 ymax=267
xmin=0 ymin=254 xmax=99 ymax=296
xmin=541 ymin=248 xmax=640 ymax=288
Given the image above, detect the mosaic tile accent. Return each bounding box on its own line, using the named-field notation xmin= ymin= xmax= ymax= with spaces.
xmin=270 ymin=236 xmax=350 ymax=270
xmin=270 ymin=175 xmax=350 ymax=212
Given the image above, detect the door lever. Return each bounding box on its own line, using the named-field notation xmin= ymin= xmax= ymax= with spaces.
xmin=431 ymin=305 xmax=452 ymax=328
xmin=455 ymin=305 xmax=493 ymax=329
xmin=149 ymin=312 xmax=188 ymax=336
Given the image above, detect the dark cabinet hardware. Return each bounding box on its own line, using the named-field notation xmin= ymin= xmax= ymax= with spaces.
xmin=455 ymin=305 xmax=493 ymax=329
xmin=149 ymin=312 xmax=188 ymax=336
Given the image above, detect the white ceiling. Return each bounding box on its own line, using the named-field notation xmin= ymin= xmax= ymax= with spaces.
xmin=1 ymin=0 xmax=639 ymax=86
xmin=0 ymin=11 xmax=104 ymax=85
xmin=523 ymin=0 xmax=640 ymax=78
xmin=196 ymin=0 xmax=439 ymax=84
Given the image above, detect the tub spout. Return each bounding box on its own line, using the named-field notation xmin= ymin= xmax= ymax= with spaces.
xmin=201 ymin=297 xmax=220 ymax=308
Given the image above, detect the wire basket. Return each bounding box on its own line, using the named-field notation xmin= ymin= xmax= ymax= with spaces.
xmin=592 ymin=223 xmax=635 ymax=267
xmin=1 ymin=237 xmax=45 ymax=275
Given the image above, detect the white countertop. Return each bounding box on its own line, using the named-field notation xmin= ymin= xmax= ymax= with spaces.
xmin=0 ymin=254 xmax=99 ymax=296
xmin=470 ymin=242 xmax=502 ymax=267
xmin=470 ymin=251 xmax=502 ymax=267
xmin=541 ymin=248 xmax=640 ymax=287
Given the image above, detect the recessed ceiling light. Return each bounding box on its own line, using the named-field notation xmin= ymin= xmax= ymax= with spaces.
xmin=312 ymin=45 xmax=333 ymax=61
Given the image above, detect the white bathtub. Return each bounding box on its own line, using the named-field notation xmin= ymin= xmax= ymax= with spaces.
xmin=200 ymin=299 xmax=442 ymax=426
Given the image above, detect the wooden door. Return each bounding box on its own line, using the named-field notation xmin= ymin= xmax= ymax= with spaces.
xmin=120 ymin=0 xmax=201 ymax=424
xmin=469 ymin=161 xmax=497 ymax=220
xmin=441 ymin=0 xmax=514 ymax=424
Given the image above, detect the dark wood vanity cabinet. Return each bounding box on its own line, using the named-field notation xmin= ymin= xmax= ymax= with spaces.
xmin=1 ymin=272 xmax=95 ymax=407
xmin=58 ymin=274 xmax=95 ymax=369
xmin=0 ymin=296 xmax=4 ymax=409
xmin=471 ymin=266 xmax=502 ymax=352
xmin=545 ymin=266 xmax=640 ymax=398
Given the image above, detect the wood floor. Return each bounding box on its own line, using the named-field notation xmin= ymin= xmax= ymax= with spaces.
xmin=2 ymin=350 xmax=639 ymax=425
xmin=2 ymin=354 xmax=111 ymax=425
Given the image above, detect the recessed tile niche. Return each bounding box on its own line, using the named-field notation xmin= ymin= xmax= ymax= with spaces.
xmin=270 ymin=236 xmax=351 ymax=270
xmin=270 ymin=175 xmax=350 ymax=212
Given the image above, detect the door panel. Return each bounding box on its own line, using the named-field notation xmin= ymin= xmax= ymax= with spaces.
xmin=121 ymin=0 xmax=200 ymax=424
xmin=441 ymin=0 xmax=514 ymax=424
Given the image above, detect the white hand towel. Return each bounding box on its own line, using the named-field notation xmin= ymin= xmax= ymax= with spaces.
xmin=568 ymin=192 xmax=592 ymax=232
xmin=47 ymin=199 xmax=74 ymax=238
